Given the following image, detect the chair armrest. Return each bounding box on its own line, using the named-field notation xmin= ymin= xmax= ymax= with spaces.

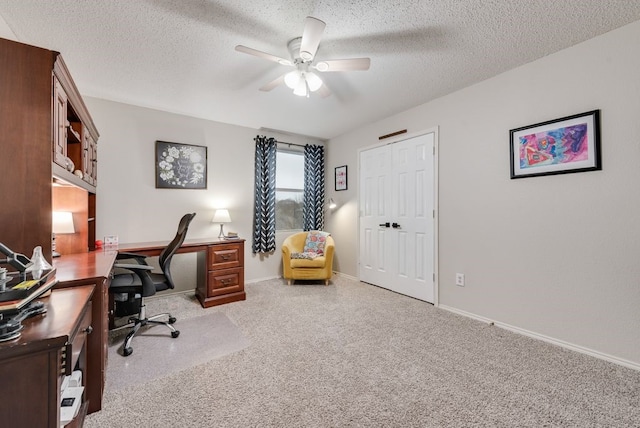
xmin=114 ymin=263 xmax=154 ymax=271
xmin=282 ymin=243 xmax=292 ymax=259
xmin=112 ymin=263 xmax=156 ymax=297
xmin=282 ymin=234 xmax=303 ymax=259
xmin=116 ymin=252 xmax=150 ymax=265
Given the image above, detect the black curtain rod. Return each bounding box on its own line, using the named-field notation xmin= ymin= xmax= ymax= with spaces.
xmin=277 ymin=141 xmax=306 ymax=148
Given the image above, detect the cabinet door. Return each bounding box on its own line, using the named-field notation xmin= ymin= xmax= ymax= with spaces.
xmin=82 ymin=130 xmax=97 ymax=185
xmin=89 ymin=136 xmax=98 ymax=185
xmin=53 ymin=77 xmax=69 ymax=167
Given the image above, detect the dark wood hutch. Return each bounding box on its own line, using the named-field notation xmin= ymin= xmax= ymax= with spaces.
xmin=0 ymin=36 xmax=108 ymax=427
xmin=0 ymin=36 xmax=99 ymax=260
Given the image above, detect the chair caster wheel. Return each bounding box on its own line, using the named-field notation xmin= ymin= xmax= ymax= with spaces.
xmin=123 ymin=347 xmax=133 ymax=356
xmin=168 ymin=316 xmax=177 ymax=324
xmin=171 ymin=330 xmax=180 ymax=338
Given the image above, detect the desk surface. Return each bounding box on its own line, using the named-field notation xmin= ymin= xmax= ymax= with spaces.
xmin=117 ymin=237 xmax=245 ymax=255
xmin=53 ymin=249 xmax=118 ymax=286
xmin=0 ymin=285 xmax=94 ymax=356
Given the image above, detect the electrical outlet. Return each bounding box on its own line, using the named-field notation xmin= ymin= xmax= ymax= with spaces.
xmin=455 ymin=273 xmax=465 ymax=286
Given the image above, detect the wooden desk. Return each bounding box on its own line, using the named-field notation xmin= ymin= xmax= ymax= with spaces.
xmin=118 ymin=238 xmax=246 ymax=308
xmin=0 ymin=286 xmax=94 ymax=428
xmin=53 ymin=249 xmax=118 ymax=415
xmin=42 ymin=238 xmax=244 ymax=419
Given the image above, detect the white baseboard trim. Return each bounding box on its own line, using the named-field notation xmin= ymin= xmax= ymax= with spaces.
xmin=248 ymin=273 xmax=357 ymax=285
xmin=439 ymin=304 xmax=640 ymax=372
xmin=333 ymin=271 xmax=358 ymax=281
xmin=246 ymin=275 xmax=280 ymax=284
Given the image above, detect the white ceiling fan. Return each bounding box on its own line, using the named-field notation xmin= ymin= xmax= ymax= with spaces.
xmin=235 ymin=16 xmax=371 ymax=98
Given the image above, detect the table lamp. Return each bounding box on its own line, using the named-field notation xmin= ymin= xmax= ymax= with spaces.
xmin=52 ymin=211 xmax=75 ymax=257
xmin=212 ymin=209 xmax=231 ymax=238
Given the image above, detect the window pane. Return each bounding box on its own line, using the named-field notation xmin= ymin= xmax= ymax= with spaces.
xmin=276 ymin=150 xmax=304 ymax=230
xmin=276 ymin=189 xmax=304 ymax=230
xmin=276 ymin=151 xmax=304 ymax=190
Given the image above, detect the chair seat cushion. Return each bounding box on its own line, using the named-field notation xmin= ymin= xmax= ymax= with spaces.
xmin=290 ymin=255 xmax=327 ymax=269
xmin=110 ymin=271 xmax=171 ymax=294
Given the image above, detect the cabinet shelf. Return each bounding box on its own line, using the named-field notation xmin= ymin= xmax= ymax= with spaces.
xmin=67 ymin=130 xmax=81 ymax=144
xmin=53 ymin=163 xmax=95 ymax=194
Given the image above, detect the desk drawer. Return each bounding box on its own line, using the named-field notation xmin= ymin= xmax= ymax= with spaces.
xmin=208 ymin=243 xmax=243 ymax=270
xmin=208 ymin=267 xmax=244 ymax=297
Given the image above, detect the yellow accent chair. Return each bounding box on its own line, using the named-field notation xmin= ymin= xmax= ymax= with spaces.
xmin=282 ymin=231 xmax=335 ymax=285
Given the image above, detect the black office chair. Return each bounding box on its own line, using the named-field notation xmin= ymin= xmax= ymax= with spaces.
xmin=109 ymin=212 xmax=196 ymax=356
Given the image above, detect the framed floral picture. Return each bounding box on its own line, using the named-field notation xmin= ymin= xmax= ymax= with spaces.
xmin=335 ymin=165 xmax=347 ymax=191
xmin=155 ymin=141 xmax=207 ymax=189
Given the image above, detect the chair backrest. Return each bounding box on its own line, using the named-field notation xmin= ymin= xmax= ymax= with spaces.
xmin=158 ymin=213 xmax=196 ymax=289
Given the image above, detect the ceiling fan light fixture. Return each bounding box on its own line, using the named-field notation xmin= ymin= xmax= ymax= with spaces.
xmin=293 ymin=79 xmax=308 ymax=96
xmin=235 ymin=16 xmax=369 ymax=98
xmin=306 ymin=72 xmax=323 ymax=92
xmin=284 ymin=70 xmax=301 ymax=89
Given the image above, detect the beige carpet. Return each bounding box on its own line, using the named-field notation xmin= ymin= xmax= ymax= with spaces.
xmin=86 ymin=277 xmax=640 ymax=427
xmin=106 ymin=311 xmax=250 ymax=392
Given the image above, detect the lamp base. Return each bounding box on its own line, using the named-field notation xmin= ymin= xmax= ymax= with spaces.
xmin=218 ymin=224 xmax=225 ymax=239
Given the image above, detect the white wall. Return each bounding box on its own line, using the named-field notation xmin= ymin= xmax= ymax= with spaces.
xmin=0 ymin=14 xmax=16 ymax=40
xmin=326 ymin=20 xmax=640 ymax=366
xmin=85 ymin=98 xmax=323 ymax=291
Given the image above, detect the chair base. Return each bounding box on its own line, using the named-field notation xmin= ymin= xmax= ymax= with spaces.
xmin=111 ymin=304 xmax=179 ymax=357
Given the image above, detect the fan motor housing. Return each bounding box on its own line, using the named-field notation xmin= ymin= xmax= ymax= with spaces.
xmin=287 ymin=37 xmax=304 ymax=62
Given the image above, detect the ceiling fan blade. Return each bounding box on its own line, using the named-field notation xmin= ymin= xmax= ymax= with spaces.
xmin=299 ymin=16 xmax=326 ymax=61
xmin=317 ymin=84 xmax=332 ymax=98
xmin=316 ymin=58 xmax=371 ymax=72
xmin=235 ymin=45 xmax=292 ymax=66
xmin=259 ymin=74 xmax=286 ymax=92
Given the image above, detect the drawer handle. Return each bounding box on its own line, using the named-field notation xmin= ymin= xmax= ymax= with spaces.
xmin=84 ymin=325 xmax=93 ymax=334
xmin=220 ymin=254 xmax=231 ymax=260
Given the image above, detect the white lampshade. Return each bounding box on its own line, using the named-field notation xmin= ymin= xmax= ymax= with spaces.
xmin=306 ymin=72 xmax=323 ymax=92
xmin=52 ymin=211 xmax=75 ymax=234
xmin=284 ymin=70 xmax=302 ymax=89
xmin=293 ymin=78 xmax=308 ymax=97
xmin=285 ymin=69 xmax=323 ymax=97
xmin=212 ymin=209 xmax=231 ymax=223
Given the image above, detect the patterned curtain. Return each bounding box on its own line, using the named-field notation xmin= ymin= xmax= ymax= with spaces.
xmin=252 ymin=135 xmax=277 ymax=253
xmin=303 ymin=144 xmax=325 ymax=231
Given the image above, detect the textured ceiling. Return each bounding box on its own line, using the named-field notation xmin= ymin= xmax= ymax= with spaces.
xmin=1 ymin=1 xmax=640 ymax=140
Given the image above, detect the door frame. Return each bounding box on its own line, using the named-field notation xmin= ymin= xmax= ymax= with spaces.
xmin=357 ymin=126 xmax=440 ymax=306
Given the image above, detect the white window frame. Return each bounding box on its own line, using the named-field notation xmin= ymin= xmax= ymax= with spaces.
xmin=275 ymin=149 xmax=304 ymax=231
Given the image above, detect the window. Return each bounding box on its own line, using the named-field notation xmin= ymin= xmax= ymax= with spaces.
xmin=276 ymin=150 xmax=304 ymax=230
